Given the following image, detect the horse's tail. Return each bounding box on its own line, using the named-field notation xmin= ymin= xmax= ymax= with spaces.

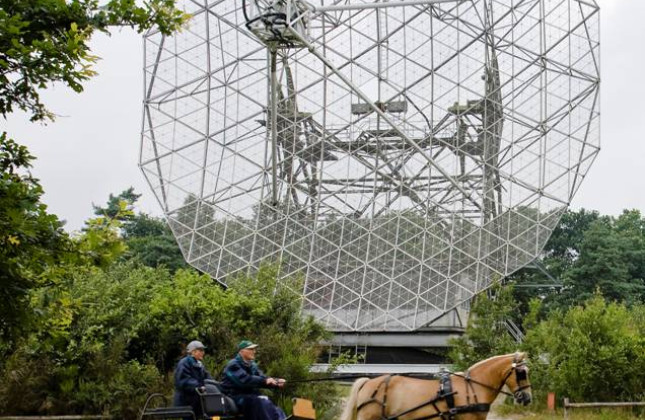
xmin=339 ymin=377 xmax=370 ymax=420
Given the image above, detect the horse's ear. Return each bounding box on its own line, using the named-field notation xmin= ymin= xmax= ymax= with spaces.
xmin=511 ymin=351 xmax=527 ymax=362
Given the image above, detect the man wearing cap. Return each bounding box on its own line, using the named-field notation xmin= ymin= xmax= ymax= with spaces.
xmin=221 ymin=340 xmax=287 ymax=420
xmin=173 ymin=340 xmax=214 ymax=419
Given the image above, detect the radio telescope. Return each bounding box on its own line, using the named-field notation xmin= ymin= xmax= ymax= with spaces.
xmin=140 ymin=0 xmax=600 ymax=332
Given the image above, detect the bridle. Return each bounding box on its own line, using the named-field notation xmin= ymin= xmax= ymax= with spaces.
xmin=502 ymin=354 xmax=532 ymax=399
xmin=453 ymin=353 xmax=532 ymax=401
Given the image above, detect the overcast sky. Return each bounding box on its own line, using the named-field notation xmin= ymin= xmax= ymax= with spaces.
xmin=3 ymin=0 xmax=642 ymax=231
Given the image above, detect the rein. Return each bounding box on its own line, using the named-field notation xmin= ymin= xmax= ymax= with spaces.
xmin=450 ymin=370 xmax=512 ymax=398
xmin=285 ymin=373 xmax=439 ymax=384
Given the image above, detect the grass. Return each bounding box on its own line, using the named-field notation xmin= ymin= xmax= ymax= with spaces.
xmin=331 ymin=385 xmax=645 ymax=419
xmin=495 ymin=403 xmax=645 ymax=419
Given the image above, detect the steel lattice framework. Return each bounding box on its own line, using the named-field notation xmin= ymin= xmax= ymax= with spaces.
xmin=140 ymin=0 xmax=600 ymax=331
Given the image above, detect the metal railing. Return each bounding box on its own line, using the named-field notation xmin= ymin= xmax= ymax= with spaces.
xmin=504 ymin=319 xmax=525 ymax=343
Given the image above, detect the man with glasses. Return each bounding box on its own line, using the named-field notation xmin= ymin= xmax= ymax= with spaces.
xmin=173 ymin=340 xmax=214 ymax=419
xmin=221 ymin=340 xmax=287 ymax=420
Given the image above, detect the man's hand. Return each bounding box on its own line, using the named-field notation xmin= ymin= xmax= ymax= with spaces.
xmin=266 ymin=377 xmax=285 ymax=387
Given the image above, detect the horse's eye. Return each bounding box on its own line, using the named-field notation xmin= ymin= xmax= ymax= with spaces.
xmin=516 ymin=370 xmax=528 ymax=381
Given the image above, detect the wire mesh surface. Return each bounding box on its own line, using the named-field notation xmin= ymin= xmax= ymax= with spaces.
xmin=141 ymin=0 xmax=600 ymax=331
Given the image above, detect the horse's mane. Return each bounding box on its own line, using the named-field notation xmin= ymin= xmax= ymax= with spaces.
xmin=467 ymin=352 xmax=525 ymax=371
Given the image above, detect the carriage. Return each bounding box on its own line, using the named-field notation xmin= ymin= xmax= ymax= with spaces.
xmin=140 ymin=353 xmax=530 ymax=420
xmin=139 ymin=380 xmax=316 ymax=420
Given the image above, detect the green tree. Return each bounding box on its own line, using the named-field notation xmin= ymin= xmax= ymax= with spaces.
xmin=614 ymin=209 xmax=645 ymax=282
xmin=123 ymin=213 xmax=188 ymax=272
xmin=76 ymin=201 xmax=131 ymax=268
xmin=507 ymin=209 xmax=603 ymax=313
xmin=448 ymin=283 xmax=519 ymax=370
xmin=123 ymin=212 xmax=169 ymax=238
xmin=558 ymin=211 xmax=645 ymax=307
xmin=0 ymin=0 xmax=187 ymax=121
xmin=93 ymin=187 xmax=141 ymax=220
xmin=505 ymin=209 xmax=645 ymax=315
xmin=0 ymin=133 xmax=70 ymax=350
xmin=545 ymin=209 xmax=604 ymax=263
xmin=90 ymin=189 xmax=188 ymax=271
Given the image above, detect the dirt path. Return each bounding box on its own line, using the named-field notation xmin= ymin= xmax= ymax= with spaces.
xmin=487 ymin=393 xmax=522 ymax=420
xmin=488 ymin=411 xmax=519 ymax=420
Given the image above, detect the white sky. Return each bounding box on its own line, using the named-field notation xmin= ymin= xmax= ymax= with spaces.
xmin=3 ymin=0 xmax=643 ymax=231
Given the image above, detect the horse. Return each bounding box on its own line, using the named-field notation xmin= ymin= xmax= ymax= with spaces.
xmin=339 ymin=352 xmax=532 ymax=420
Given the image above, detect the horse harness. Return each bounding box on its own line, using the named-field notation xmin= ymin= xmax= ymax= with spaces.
xmin=355 ymin=356 xmax=530 ymax=420
xmin=355 ymin=373 xmax=488 ymax=420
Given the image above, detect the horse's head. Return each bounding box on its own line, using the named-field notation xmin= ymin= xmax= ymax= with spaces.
xmin=502 ymin=352 xmax=532 ymax=406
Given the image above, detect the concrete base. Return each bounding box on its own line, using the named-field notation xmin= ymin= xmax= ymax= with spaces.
xmin=328 ymin=331 xmax=463 ymax=347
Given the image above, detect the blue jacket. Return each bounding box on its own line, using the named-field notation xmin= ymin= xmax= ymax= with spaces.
xmin=220 ymin=354 xmax=269 ymax=396
xmin=173 ymin=355 xmax=214 ymax=407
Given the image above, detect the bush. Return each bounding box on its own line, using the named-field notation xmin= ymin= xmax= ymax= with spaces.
xmin=522 ymin=294 xmax=645 ymax=403
xmin=0 ymin=262 xmax=337 ymax=418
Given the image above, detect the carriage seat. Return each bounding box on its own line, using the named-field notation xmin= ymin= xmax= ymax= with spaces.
xmin=200 ymin=380 xmax=239 ymax=417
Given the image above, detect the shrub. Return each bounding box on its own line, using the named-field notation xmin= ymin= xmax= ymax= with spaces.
xmin=0 ymin=262 xmax=337 ymax=418
xmin=522 ymin=294 xmax=645 ymax=403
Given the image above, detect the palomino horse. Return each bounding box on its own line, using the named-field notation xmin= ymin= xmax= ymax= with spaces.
xmin=340 ymin=352 xmax=531 ymax=420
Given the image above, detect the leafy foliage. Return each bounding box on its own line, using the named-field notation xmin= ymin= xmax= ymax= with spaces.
xmin=86 ymin=188 xmax=187 ymax=271
xmin=562 ymin=210 xmax=645 ymax=304
xmin=124 ymin=234 xmax=188 ymax=272
xmin=0 ymin=133 xmax=70 ymax=351
xmin=121 ymin=212 xmax=188 ymax=272
xmin=0 ymin=0 xmax=188 ymax=121
xmin=0 ymin=263 xmax=337 ymax=418
xmin=522 ymin=295 xmax=645 ymax=403
xmin=448 ymin=282 xmax=519 ymax=370
xmin=76 ymin=203 xmax=130 ymax=268
xmin=123 ymin=211 xmax=169 ymax=238
xmin=93 ymin=187 xmax=141 ymax=220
